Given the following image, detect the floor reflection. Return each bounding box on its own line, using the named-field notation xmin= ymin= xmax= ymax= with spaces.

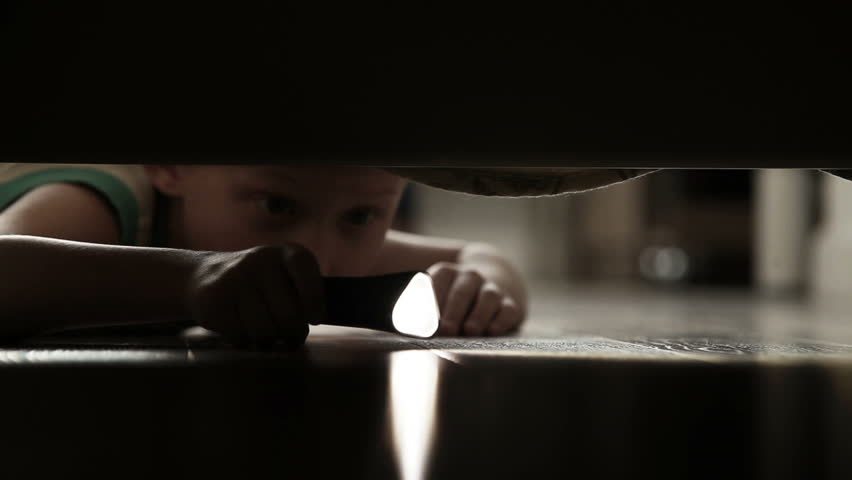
xmin=389 ymin=350 xmax=442 ymax=480
xmin=0 ymin=348 xmax=184 ymax=364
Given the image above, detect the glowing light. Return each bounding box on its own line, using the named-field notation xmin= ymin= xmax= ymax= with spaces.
xmin=639 ymin=246 xmax=689 ymax=282
xmin=389 ymin=350 xmax=441 ymax=480
xmin=392 ymin=273 xmax=440 ymax=338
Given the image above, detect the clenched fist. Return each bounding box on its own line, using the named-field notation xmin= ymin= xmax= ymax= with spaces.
xmin=427 ymin=261 xmax=523 ymax=337
xmin=185 ymin=244 xmax=326 ymax=348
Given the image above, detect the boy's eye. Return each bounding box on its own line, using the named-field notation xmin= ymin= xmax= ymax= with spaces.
xmin=344 ymin=208 xmax=376 ymax=226
xmin=258 ymin=195 xmax=297 ymax=216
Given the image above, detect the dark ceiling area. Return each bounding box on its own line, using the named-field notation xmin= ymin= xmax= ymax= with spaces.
xmin=2 ymin=2 xmax=850 ymax=166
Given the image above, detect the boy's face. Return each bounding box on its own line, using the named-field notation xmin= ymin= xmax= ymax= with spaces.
xmin=147 ymin=166 xmax=407 ymax=276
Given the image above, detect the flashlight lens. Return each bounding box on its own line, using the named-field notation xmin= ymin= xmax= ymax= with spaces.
xmin=391 ymin=273 xmax=440 ymax=338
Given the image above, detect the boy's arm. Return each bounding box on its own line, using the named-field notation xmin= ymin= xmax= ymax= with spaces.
xmin=0 ymin=235 xmax=204 ymax=338
xmin=0 ymin=183 xmax=323 ymax=346
xmin=371 ymin=230 xmax=528 ymax=335
xmin=0 ymin=183 xmax=201 ymax=338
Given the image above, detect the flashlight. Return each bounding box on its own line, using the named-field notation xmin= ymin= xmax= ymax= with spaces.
xmin=321 ymin=271 xmax=441 ymax=338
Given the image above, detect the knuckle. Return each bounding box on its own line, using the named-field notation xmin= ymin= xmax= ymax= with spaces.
xmin=501 ymin=298 xmax=520 ymax=314
xmin=462 ymin=269 xmax=484 ymax=284
xmin=480 ymin=286 xmax=502 ymax=302
xmin=428 ymin=262 xmax=456 ymax=274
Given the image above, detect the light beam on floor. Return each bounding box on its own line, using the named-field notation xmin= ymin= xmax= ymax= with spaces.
xmin=389 ymin=350 xmax=441 ymax=480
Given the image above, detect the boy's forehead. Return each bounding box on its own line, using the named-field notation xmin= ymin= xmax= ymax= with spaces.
xmin=247 ymin=166 xmax=405 ymax=193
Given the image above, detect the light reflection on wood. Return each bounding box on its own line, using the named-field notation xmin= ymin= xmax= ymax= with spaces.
xmin=0 ymin=349 xmax=184 ymax=364
xmin=389 ymin=350 xmax=441 ymax=480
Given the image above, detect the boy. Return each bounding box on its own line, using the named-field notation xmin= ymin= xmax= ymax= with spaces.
xmin=0 ymin=164 xmax=527 ymax=347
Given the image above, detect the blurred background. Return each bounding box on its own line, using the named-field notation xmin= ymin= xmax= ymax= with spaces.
xmin=393 ymin=169 xmax=852 ymax=303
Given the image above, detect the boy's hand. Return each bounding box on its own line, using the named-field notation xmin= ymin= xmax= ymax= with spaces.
xmin=427 ymin=262 xmax=523 ymax=337
xmin=185 ymin=245 xmax=326 ymax=349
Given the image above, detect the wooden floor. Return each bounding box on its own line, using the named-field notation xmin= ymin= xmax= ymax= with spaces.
xmin=2 ymin=284 xmax=851 ymax=479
